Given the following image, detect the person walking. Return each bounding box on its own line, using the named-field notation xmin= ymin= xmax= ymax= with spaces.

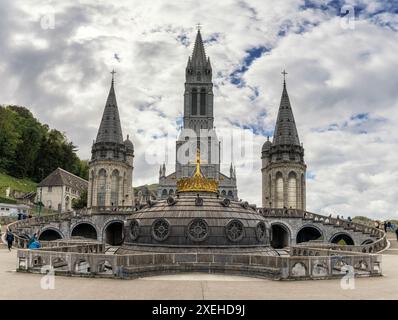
xmin=384 ymin=221 xmax=388 ymax=232
xmin=395 ymin=228 xmax=398 ymax=241
xmin=6 ymin=231 xmax=14 ymax=251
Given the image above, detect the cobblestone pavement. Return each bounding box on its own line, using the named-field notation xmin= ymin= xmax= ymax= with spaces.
xmin=0 ymin=233 xmax=397 ymax=300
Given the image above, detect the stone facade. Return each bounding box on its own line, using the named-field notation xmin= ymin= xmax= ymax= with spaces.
xmin=87 ymin=74 xmax=134 ymax=212
xmin=158 ymin=30 xmax=238 ymax=199
xmin=261 ymin=80 xmax=306 ymax=209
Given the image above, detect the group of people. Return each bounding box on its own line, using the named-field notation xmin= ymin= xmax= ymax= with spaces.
xmin=2 ymin=231 xmax=41 ymax=251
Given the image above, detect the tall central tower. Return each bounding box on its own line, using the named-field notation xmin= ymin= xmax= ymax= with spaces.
xmin=183 ymin=29 xmax=214 ymax=133
xmin=157 ymin=29 xmax=238 ymax=200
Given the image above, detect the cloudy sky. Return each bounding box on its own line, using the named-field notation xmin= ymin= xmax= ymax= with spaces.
xmin=1 ymin=0 xmax=397 ymax=219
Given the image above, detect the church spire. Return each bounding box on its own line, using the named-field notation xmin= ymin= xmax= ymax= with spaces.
xmin=191 ymin=28 xmax=207 ymax=66
xmin=95 ymin=70 xmax=124 ymax=144
xmin=272 ymin=71 xmax=300 ymax=146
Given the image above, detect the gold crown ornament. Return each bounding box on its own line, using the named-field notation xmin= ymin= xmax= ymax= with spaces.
xmin=177 ymin=149 xmax=219 ymax=193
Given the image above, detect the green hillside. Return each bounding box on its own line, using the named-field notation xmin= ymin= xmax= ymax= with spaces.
xmin=0 ymin=171 xmax=37 ymax=197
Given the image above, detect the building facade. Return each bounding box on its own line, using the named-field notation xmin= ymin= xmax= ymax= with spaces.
xmin=261 ymin=78 xmax=306 ymax=209
xmin=37 ymin=167 xmax=88 ymax=212
xmin=87 ymin=73 xmax=135 ymax=212
xmin=158 ymin=30 xmax=238 ymax=199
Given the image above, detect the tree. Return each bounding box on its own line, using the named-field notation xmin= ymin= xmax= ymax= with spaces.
xmin=72 ymin=189 xmax=87 ymax=210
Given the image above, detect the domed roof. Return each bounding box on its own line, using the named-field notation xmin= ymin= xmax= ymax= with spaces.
xmin=124 ymin=135 xmax=134 ymax=151
xmin=262 ymin=136 xmax=271 ymax=152
xmin=122 ymin=192 xmax=270 ymax=250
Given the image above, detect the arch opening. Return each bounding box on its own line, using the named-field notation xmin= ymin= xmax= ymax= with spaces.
xmin=271 ymin=224 xmax=290 ymax=249
xmin=104 ymin=221 xmax=124 ymax=246
xmin=296 ymin=226 xmax=322 ymax=244
xmin=330 ymin=233 xmax=354 ymax=245
xmin=71 ymin=223 xmax=97 ymax=240
xmin=38 ymin=229 xmax=62 ymax=241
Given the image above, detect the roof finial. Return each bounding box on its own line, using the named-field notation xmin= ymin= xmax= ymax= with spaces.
xmin=196 ymin=23 xmax=202 ymax=31
xmin=194 ymin=148 xmax=202 ymax=177
xmin=281 ymin=69 xmax=288 ymax=86
xmin=111 ymin=69 xmax=116 ymax=85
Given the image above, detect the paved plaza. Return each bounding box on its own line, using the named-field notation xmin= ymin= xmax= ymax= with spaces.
xmin=0 ymin=233 xmax=397 ymax=300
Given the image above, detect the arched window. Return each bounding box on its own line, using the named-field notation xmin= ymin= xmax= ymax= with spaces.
xmin=276 ymin=172 xmax=283 ymax=208
xmin=169 ymin=189 xmax=174 ymax=195
xmin=162 ymin=189 xmax=168 ymax=197
xmin=200 ymin=88 xmax=206 ymax=115
xmin=221 ymin=190 xmax=226 ymax=196
xmin=110 ymin=170 xmax=120 ymax=206
xmin=97 ymin=169 xmax=106 ymax=207
xmin=192 ymin=88 xmax=197 ymax=115
xmin=287 ymin=172 xmax=297 ymax=208
xmin=227 ymin=191 xmax=233 ymax=198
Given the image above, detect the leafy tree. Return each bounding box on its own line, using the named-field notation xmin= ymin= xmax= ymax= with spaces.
xmin=72 ymin=189 xmax=87 ymax=210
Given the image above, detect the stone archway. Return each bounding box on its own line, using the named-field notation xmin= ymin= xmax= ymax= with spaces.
xmin=71 ymin=223 xmax=98 ymax=240
xmin=296 ymin=225 xmax=323 ymax=244
xmin=103 ymin=221 xmax=124 ymax=245
xmin=271 ymin=223 xmax=290 ymax=249
xmin=38 ymin=229 xmax=63 ymax=241
xmin=330 ymin=233 xmax=355 ymax=245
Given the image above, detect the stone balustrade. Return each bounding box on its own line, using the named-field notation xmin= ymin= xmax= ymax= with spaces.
xmin=16 ymin=242 xmax=382 ymax=280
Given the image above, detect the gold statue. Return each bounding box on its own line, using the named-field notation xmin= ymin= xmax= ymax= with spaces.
xmin=177 ymin=148 xmax=218 ymax=193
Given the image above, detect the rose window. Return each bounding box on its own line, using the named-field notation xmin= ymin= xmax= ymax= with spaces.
xmin=152 ymin=218 xmax=170 ymax=241
xmin=188 ymin=219 xmax=209 ymax=242
xmin=226 ymin=220 xmax=244 ymax=242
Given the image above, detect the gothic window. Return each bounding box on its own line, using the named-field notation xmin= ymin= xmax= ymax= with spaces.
xmin=97 ymin=169 xmax=106 ymax=207
xmin=110 ymin=169 xmax=120 ymax=206
xmin=200 ymin=88 xmax=206 ymax=115
xmin=225 ymin=219 xmax=244 ymax=242
xmin=192 ymin=88 xmax=197 ymax=115
xmin=276 ymin=172 xmax=284 ymax=208
xmin=188 ymin=218 xmax=209 ymax=242
xmin=221 ymin=190 xmax=226 ymax=196
xmin=227 ymin=190 xmax=233 ymax=198
xmin=152 ymin=218 xmax=170 ymax=241
xmin=287 ymin=171 xmax=297 ymax=209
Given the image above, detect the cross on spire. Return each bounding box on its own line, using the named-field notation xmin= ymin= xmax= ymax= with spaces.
xmin=111 ymin=69 xmax=116 ymax=84
xmin=281 ymin=69 xmax=288 ymax=84
xmin=196 ymin=23 xmax=202 ymax=31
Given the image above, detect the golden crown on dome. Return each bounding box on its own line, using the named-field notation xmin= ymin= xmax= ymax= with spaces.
xmin=177 ymin=149 xmax=219 ymax=193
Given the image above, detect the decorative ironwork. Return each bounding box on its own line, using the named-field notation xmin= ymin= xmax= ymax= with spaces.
xmin=188 ymin=218 xmax=209 ymax=242
xmin=176 ymin=149 xmax=218 ymax=193
xmin=152 ymin=218 xmax=170 ymax=241
xmin=241 ymin=201 xmax=249 ymax=209
xmin=225 ymin=219 xmax=244 ymax=242
xmin=221 ymin=198 xmax=230 ymax=207
xmin=167 ymin=196 xmax=176 ymax=206
xmin=130 ymin=219 xmax=140 ymax=241
xmin=195 ymin=195 xmax=203 ymax=206
xmin=256 ymin=222 xmax=266 ymax=242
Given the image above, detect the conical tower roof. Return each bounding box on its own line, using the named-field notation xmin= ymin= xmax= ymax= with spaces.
xmin=191 ymin=29 xmax=207 ymax=66
xmin=95 ymin=71 xmax=124 ymax=144
xmin=272 ymin=76 xmax=300 ymax=146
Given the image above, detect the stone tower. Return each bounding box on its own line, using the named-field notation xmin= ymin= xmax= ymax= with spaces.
xmin=261 ymin=74 xmax=306 ymax=209
xmin=158 ymin=29 xmax=238 ymax=200
xmin=87 ymin=71 xmax=134 ymax=212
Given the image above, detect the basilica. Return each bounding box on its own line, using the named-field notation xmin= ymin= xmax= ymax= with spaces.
xmin=11 ymin=29 xmax=385 ymax=281
xmin=86 ymin=29 xmax=305 ymax=210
